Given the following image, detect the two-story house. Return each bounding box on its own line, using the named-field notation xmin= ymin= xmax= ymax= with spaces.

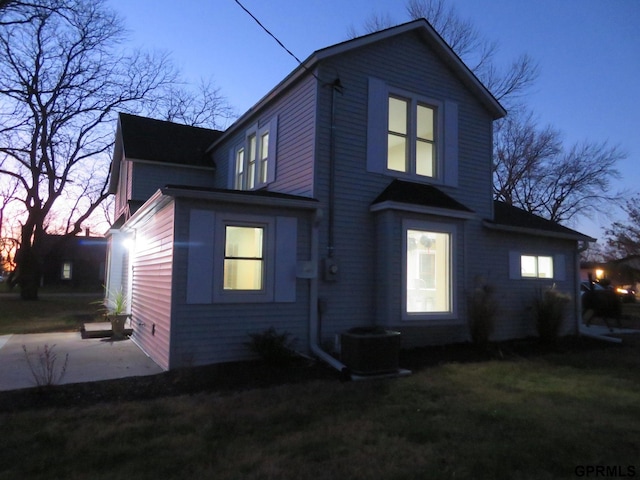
xmin=105 ymin=19 xmax=593 ymax=372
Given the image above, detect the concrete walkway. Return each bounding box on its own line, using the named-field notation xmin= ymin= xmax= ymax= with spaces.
xmin=0 ymin=331 xmax=163 ymax=391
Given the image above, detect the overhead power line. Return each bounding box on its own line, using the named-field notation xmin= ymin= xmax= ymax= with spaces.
xmin=232 ymin=0 xmax=323 ymax=82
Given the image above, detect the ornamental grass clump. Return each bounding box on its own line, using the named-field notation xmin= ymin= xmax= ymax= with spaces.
xmin=467 ymin=283 xmax=499 ymax=350
xmin=532 ymin=286 xmax=571 ymax=345
xmin=246 ymin=327 xmax=298 ymax=366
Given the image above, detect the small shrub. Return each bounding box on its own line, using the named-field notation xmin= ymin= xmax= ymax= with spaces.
xmin=246 ymin=327 xmax=298 ymax=366
xmin=22 ymin=344 xmax=69 ymax=387
xmin=467 ymin=283 xmax=499 ymax=349
xmin=532 ymin=286 xmax=571 ymax=345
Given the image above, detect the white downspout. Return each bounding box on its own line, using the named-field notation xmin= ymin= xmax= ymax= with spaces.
xmin=309 ymin=209 xmax=350 ymax=377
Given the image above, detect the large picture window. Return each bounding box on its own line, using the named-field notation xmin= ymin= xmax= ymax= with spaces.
xmin=405 ymin=227 xmax=452 ymax=315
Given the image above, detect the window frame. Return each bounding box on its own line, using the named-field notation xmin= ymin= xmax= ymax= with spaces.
xmin=61 ymin=261 xmax=73 ymax=280
xmin=509 ymin=251 xmax=565 ymax=281
xmin=367 ymin=77 xmax=458 ymax=187
xmin=386 ymin=92 xmax=440 ymax=179
xmin=223 ymin=225 xmax=266 ymax=292
xmin=209 ymin=214 xmax=276 ymax=304
xmin=402 ymin=220 xmax=457 ymax=321
xmin=520 ymin=254 xmax=554 ymax=279
xmin=230 ymin=117 xmax=277 ymax=191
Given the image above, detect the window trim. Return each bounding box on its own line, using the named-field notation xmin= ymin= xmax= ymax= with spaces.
xmin=61 ymin=261 xmax=73 ymax=280
xmin=386 ymin=91 xmax=441 ymax=179
xmin=368 ymin=77 xmax=457 ymax=185
xmin=214 ymin=215 xmax=275 ymax=303
xmin=401 ymin=220 xmax=457 ymax=321
xmin=509 ymin=251 xmax=566 ymax=281
xmin=223 ymin=225 xmax=266 ymax=292
xmin=230 ymin=117 xmax=277 ymax=191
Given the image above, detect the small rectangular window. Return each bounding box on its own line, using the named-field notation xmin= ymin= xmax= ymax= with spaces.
xmin=234 ymin=147 xmax=245 ymax=190
xmin=521 ymin=255 xmax=553 ymax=279
xmin=61 ymin=261 xmax=72 ymax=280
xmin=260 ymin=132 xmax=269 ymax=184
xmin=247 ymin=134 xmax=257 ymax=189
xmin=388 ymin=96 xmax=408 ymax=172
xmin=224 ymin=226 xmax=264 ymax=291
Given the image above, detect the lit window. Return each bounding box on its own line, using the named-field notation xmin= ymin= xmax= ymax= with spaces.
xmin=406 ymin=229 xmax=451 ymax=313
xmin=521 ymin=255 xmax=553 ymax=279
xmin=259 ymin=131 xmax=269 ymax=184
xmin=387 ymin=96 xmax=437 ymax=178
xmin=61 ymin=261 xmax=72 ymax=280
xmin=234 ymin=147 xmax=245 ymax=190
xmin=223 ymin=226 xmax=264 ymax=291
xmin=231 ymin=118 xmax=277 ymax=190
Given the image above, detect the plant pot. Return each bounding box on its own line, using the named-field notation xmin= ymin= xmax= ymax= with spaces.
xmin=108 ymin=314 xmax=129 ymax=340
xmin=341 ymin=327 xmax=401 ymax=375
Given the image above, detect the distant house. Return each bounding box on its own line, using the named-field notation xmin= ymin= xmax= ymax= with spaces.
xmin=40 ymin=233 xmax=106 ymax=289
xmin=581 ymin=256 xmax=640 ymax=287
xmin=105 ymin=19 xmax=593 ymax=371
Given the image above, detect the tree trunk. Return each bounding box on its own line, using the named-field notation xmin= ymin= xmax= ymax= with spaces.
xmin=14 ymin=223 xmax=42 ymax=301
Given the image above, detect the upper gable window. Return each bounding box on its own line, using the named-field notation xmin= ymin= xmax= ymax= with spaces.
xmin=387 ymin=96 xmax=437 ymax=177
xmin=368 ymin=78 xmax=458 ymax=187
xmin=230 ymin=117 xmax=278 ymax=190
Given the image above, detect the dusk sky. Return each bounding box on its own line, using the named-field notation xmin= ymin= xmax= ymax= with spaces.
xmin=107 ymin=0 xmax=639 ymax=241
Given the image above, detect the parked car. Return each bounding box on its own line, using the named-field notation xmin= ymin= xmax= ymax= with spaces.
xmin=614 ymin=285 xmax=637 ymax=303
xmin=580 ymin=281 xmax=621 ymax=318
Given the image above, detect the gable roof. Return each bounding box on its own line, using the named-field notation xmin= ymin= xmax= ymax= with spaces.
xmin=119 ymin=113 xmax=223 ymax=166
xmin=109 ymin=113 xmax=223 ymax=193
xmin=213 ymin=19 xmax=506 ymax=149
xmin=372 ymin=179 xmax=472 ymax=211
xmin=485 ymin=201 xmax=596 ymax=242
xmin=370 ymin=180 xmax=474 ymax=219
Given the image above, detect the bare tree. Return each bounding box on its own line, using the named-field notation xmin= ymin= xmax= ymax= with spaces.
xmin=605 ymin=195 xmax=640 ymax=258
xmin=353 ymin=0 xmax=627 ymax=227
xmin=351 ymin=0 xmax=538 ymax=109
xmin=493 ymin=109 xmax=563 ymax=208
xmin=0 ymin=0 xmax=230 ymax=299
xmin=495 ymin=109 xmax=626 ymax=224
xmin=151 ymin=78 xmax=235 ymax=129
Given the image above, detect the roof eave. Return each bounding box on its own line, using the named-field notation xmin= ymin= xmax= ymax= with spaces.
xmin=210 ymin=19 xmax=506 ymax=151
xmin=160 ymin=186 xmax=320 ymax=210
xmin=482 ymin=220 xmax=596 ymax=243
xmin=370 ymin=200 xmax=476 ymax=220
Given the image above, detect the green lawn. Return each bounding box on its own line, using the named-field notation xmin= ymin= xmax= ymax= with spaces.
xmin=0 ymin=293 xmax=102 ymax=334
xmin=1 ymin=294 xmax=639 ymax=479
xmin=1 ymin=338 xmax=639 ymax=479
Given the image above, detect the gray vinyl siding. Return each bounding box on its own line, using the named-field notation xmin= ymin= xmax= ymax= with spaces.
xmin=168 ymin=199 xmax=313 ymax=368
xmin=473 ymin=230 xmax=580 ymax=341
xmin=309 ymin=30 xmax=497 ymax=344
xmin=131 ymin=162 xmax=216 ymax=204
xmin=114 ymin=157 xmax=131 ymax=220
xmin=129 ymin=201 xmax=175 ymax=371
xmin=212 ymin=74 xmax=317 ymax=197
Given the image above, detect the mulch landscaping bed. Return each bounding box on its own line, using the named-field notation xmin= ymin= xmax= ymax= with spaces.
xmin=0 ymin=334 xmax=632 ymax=413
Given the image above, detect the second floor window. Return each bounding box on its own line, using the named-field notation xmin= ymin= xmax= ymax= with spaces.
xmin=367 ymin=77 xmax=458 ymax=186
xmin=388 ymin=96 xmax=437 ymax=178
xmin=232 ymin=117 xmax=277 ymax=190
